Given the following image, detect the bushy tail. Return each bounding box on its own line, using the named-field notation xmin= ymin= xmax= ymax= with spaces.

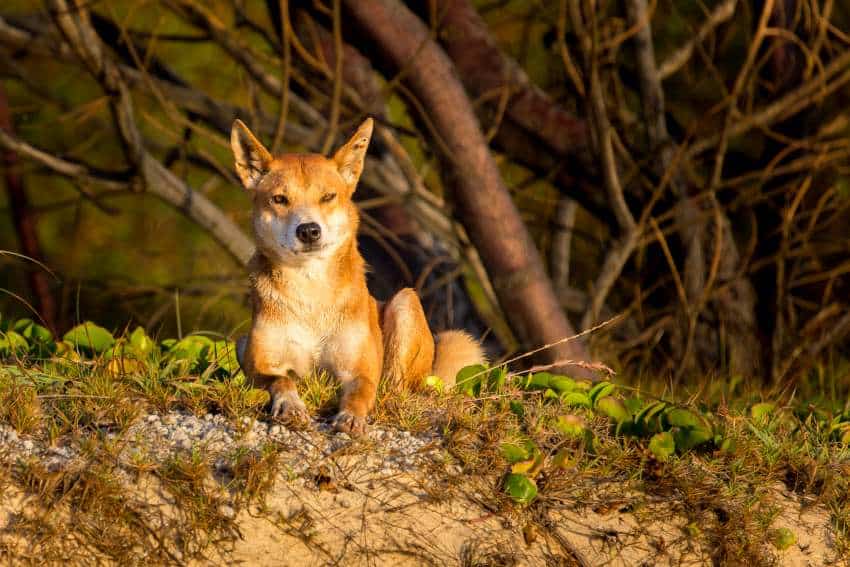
xmin=380 ymin=288 xmax=486 ymax=389
xmin=432 ymin=330 xmax=486 ymax=387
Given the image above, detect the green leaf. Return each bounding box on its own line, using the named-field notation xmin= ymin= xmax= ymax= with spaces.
xmin=424 ymin=374 xmax=444 ymax=393
xmin=665 ymin=408 xmax=703 ymax=429
xmin=525 ymin=372 xmax=553 ymax=390
xmin=511 ymin=449 xmax=544 ymax=476
xmin=635 ymin=401 xmax=667 ymax=428
xmin=500 ymin=442 xmax=532 ymax=463
xmin=624 ymin=397 xmax=643 ymax=415
xmin=488 ymin=367 xmax=508 ymax=391
xmin=11 ymin=318 xmax=32 ymax=332
xmin=167 ymin=335 xmax=214 ymax=368
xmin=770 ymin=527 xmax=796 ymax=551
xmin=204 ymin=340 xmax=239 ymax=375
xmin=509 ymin=400 xmax=525 ymax=418
xmin=543 ymin=388 xmax=559 ymax=400
xmin=14 ymin=319 xmax=52 ymax=343
xmin=0 ymin=331 xmax=29 ymax=356
xmin=588 ymin=381 xmax=615 ymax=404
xmin=548 ymin=375 xmax=577 ymax=393
xmin=663 ymin=408 xmax=713 ymax=450
xmin=102 ymin=342 xmax=128 ymax=360
xmin=674 ymin=426 xmax=714 ymax=451
xmin=54 ymin=340 xmax=81 ymax=361
xmin=129 ymin=326 xmax=156 ymax=357
xmin=718 ymin=437 xmax=737 ymax=454
xmin=63 ymin=322 xmax=115 ymax=354
xmin=551 ymin=448 xmax=574 ymax=469
xmin=503 ymin=474 xmax=538 ymax=505
xmin=649 ymin=431 xmax=675 ymax=462
xmin=554 ymin=415 xmax=586 ymax=439
xmin=596 ymin=396 xmax=631 ymax=424
xmin=561 ymin=391 xmax=592 ymax=408
xmin=750 ymin=402 xmax=775 ymax=423
xmin=455 ymin=364 xmax=487 ymax=395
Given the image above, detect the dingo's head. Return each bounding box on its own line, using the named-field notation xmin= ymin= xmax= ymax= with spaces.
xmin=230 ymin=118 xmax=373 ymax=266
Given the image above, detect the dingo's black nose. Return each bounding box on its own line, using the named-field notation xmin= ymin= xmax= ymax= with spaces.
xmin=296 ymin=222 xmax=322 ymax=244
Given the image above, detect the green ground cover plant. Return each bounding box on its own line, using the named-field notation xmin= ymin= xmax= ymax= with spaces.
xmin=0 ymin=316 xmax=848 ymax=563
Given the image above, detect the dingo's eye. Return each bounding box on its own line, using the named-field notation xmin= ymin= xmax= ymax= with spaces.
xmin=320 ymin=193 xmax=336 ymax=203
xmin=271 ymin=195 xmax=289 ymax=206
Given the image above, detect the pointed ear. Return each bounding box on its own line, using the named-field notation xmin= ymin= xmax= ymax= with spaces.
xmin=333 ymin=117 xmax=373 ymax=188
xmin=231 ymin=119 xmax=272 ymax=190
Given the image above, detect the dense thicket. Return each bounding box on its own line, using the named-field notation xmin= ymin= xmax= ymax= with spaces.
xmin=1 ymin=0 xmax=849 ymax=384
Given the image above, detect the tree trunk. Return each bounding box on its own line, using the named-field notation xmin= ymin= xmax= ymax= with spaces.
xmin=343 ymin=0 xmax=591 ymax=373
xmin=0 ymin=84 xmax=58 ymax=333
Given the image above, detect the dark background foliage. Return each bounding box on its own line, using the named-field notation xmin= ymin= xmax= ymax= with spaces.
xmin=1 ymin=0 xmax=849 ymax=387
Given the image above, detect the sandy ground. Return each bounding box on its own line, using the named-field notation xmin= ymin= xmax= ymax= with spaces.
xmin=0 ymin=414 xmax=841 ymax=566
xmin=216 ymin=453 xmax=839 ymax=566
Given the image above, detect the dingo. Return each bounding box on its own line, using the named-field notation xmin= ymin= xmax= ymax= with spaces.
xmin=232 ymin=118 xmax=484 ymax=436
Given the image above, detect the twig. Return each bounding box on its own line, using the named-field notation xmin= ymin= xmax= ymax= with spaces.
xmin=658 ymin=0 xmax=737 ymax=80
xmin=571 ymin=1 xmax=639 ymax=330
xmin=550 ymin=196 xmax=577 ymax=294
xmin=460 ymin=316 xmax=624 ymax=387
xmin=271 ymin=0 xmax=292 ymax=154
xmin=319 ymin=0 xmax=343 ymax=154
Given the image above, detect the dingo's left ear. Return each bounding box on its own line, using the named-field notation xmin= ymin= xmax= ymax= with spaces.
xmin=231 ymin=119 xmax=272 ymax=190
xmin=333 ymin=117 xmax=373 ymax=188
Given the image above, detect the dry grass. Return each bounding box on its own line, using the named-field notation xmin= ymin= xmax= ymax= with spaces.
xmin=0 ymin=333 xmax=848 ymax=564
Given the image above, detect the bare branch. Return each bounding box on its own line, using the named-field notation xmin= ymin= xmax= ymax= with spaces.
xmin=658 ymin=0 xmax=738 ymax=80
xmin=45 ymin=0 xmax=255 ymax=266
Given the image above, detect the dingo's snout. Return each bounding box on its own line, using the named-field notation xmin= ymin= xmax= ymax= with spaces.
xmin=296 ymin=222 xmax=322 ymax=244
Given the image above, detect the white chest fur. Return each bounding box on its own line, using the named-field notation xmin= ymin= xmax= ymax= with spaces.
xmin=251 ymin=264 xmax=349 ymax=377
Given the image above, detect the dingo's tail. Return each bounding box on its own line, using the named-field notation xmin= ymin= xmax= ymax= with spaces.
xmin=432 ymin=330 xmax=486 ymax=387
xmin=381 ymin=288 xmax=485 ymax=389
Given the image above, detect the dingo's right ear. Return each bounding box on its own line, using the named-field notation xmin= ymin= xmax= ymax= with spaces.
xmin=231 ymin=119 xmax=272 ymax=190
xmin=333 ymin=117 xmax=373 ymax=190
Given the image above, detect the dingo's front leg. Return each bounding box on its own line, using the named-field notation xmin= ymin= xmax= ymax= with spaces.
xmin=241 ymin=330 xmax=311 ymax=427
xmin=325 ymin=320 xmax=382 ymax=437
xmin=332 ymin=371 xmax=377 ymax=437
xmin=267 ymin=373 xmax=310 ymax=425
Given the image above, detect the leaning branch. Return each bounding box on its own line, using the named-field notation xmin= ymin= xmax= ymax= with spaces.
xmin=45 ymin=0 xmax=255 ymax=266
xmin=343 ymin=0 xmax=592 ymax=371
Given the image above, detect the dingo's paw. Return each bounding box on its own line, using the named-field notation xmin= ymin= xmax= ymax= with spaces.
xmin=332 ymin=411 xmax=367 ymax=437
xmin=270 ymin=390 xmax=310 ymax=427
